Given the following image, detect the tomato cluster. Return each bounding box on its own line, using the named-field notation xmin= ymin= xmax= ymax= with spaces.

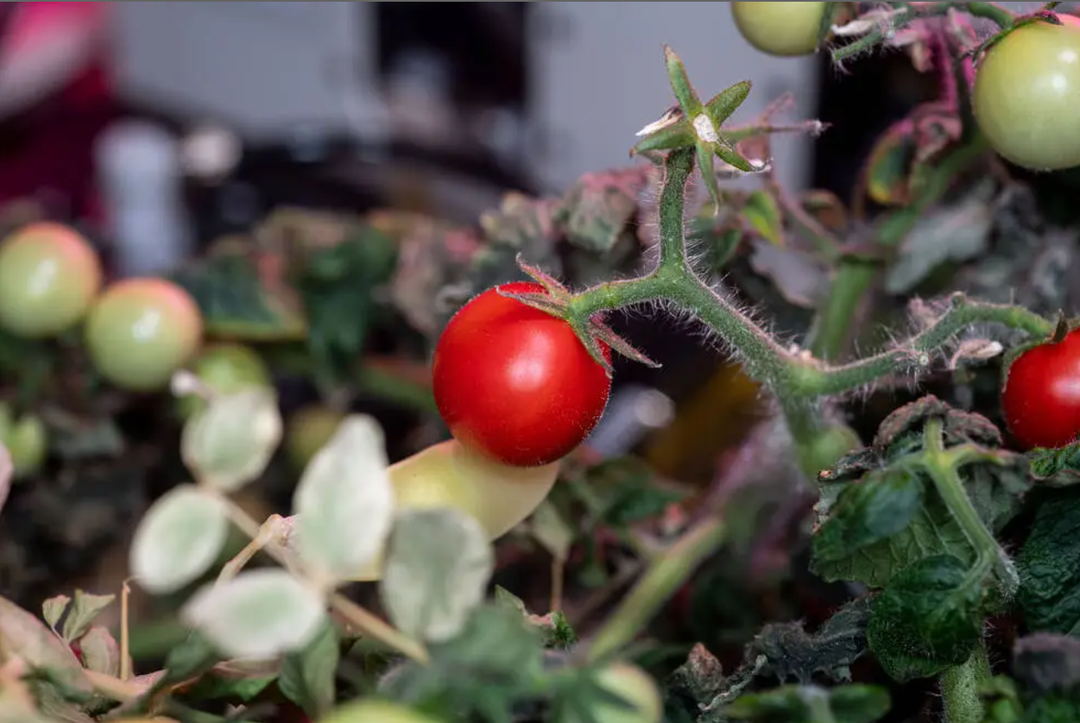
xmin=431 ymin=282 xmax=612 ymax=468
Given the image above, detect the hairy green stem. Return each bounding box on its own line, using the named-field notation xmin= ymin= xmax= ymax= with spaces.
xmin=586 ymin=515 xmax=726 ymax=662
xmin=659 ymin=147 xmax=695 ymax=267
xmin=940 ymin=642 xmax=993 ymax=723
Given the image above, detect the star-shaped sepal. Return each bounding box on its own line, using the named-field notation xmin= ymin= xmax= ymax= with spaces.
xmin=631 ymin=46 xmax=765 ymax=213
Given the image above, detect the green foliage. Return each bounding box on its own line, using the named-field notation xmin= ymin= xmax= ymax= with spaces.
xmin=1018 ymin=488 xmax=1080 ymax=635
xmin=722 ymin=684 xmax=890 ymax=723
xmin=279 ymin=620 xmax=341 ymax=719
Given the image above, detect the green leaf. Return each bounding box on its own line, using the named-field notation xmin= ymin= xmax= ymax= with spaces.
xmin=867 ymin=554 xmax=985 ymax=682
xmin=319 ymin=699 xmax=443 ymax=723
xmin=293 ymin=415 xmax=394 ymax=583
xmin=1018 ymin=488 xmax=1080 ymax=634
xmin=0 ymin=595 xmax=90 ymax=694
xmin=528 ymin=500 xmax=574 ymax=562
xmin=812 ymin=469 xmax=924 ymax=567
xmin=295 ymin=226 xmax=398 ymax=386
xmin=722 ymin=684 xmax=890 ymax=723
xmin=60 ymin=591 xmax=114 ymax=643
xmin=746 ymin=599 xmax=869 ymax=684
xmin=555 ymin=168 xmax=649 ymax=254
xmin=41 ymin=595 xmax=70 ymax=634
xmin=182 ymin=667 xmax=275 ymax=703
xmin=865 ymin=124 xmax=915 ymax=206
xmin=148 ymin=632 xmax=221 ymax=695
xmin=129 ymin=485 xmax=230 ymax=595
xmin=181 ymin=388 xmax=283 ymax=493
xmin=170 ymin=251 xmax=307 ymax=341
xmin=76 ymin=625 xmax=119 ymax=677
xmin=380 ymin=508 xmax=494 ymax=644
xmin=378 ymin=604 xmax=545 ymax=720
xmin=1027 ymin=443 xmax=1080 ymax=485
xmin=743 ymin=191 xmax=784 ymax=246
xmin=279 ymin=619 xmax=340 ymax=719
xmin=182 ymin=569 xmax=327 ymax=660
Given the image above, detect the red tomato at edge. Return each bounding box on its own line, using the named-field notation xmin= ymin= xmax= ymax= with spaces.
xmin=432 ymin=282 xmax=612 ymax=467
xmin=1002 ymin=329 xmax=1080 ymax=449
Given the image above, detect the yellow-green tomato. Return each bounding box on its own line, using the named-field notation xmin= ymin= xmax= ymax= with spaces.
xmin=6 ymin=413 xmax=47 ymax=479
xmin=589 ymin=663 xmax=664 ymax=723
xmin=285 ymin=405 xmax=346 ymax=471
xmin=974 ymin=17 xmax=1080 ymax=170
xmin=731 ymin=2 xmax=828 ymax=57
xmin=177 ymin=343 xmax=272 ymax=420
xmin=348 ymin=438 xmax=560 ymax=581
xmin=318 ymin=699 xmax=443 ymax=723
xmin=0 ymin=222 xmax=103 ymax=338
xmin=84 ymin=278 xmax=203 ymax=392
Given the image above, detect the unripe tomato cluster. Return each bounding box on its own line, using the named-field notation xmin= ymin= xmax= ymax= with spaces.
xmin=729 ymin=3 xmax=1080 ymax=172
xmin=0 ymin=222 xmax=204 ymax=392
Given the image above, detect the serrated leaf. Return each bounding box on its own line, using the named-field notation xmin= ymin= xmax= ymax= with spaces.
xmin=743 ymin=191 xmax=783 ymax=246
xmin=61 ymin=591 xmax=115 ymax=643
xmin=1018 ymin=488 xmax=1080 ymax=635
xmin=813 ymin=469 xmax=924 ymax=566
xmin=181 ymin=388 xmax=282 ymax=493
xmin=170 ymin=251 xmax=307 ymax=341
xmin=279 ymin=619 xmax=339 ymax=719
xmin=0 ymin=595 xmax=90 ymax=694
xmin=1027 ymin=443 xmax=1080 ymax=485
xmin=747 ymin=599 xmax=869 ymax=685
xmin=130 ymin=485 xmax=229 ymax=595
xmin=182 ymin=570 xmax=326 ymax=660
xmin=293 ymin=415 xmax=394 ymax=584
xmin=77 ymin=625 xmax=119 ymax=676
xmin=380 ymin=508 xmax=494 ymax=644
xmin=867 ymin=554 xmax=985 ymax=682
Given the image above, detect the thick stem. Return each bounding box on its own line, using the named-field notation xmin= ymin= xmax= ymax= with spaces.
xmin=940 ymin=642 xmax=993 ymax=723
xmin=659 ymin=147 xmax=695 ymax=268
xmin=586 ymin=515 xmax=726 ymax=662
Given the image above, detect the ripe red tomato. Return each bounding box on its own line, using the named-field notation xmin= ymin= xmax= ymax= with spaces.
xmin=1001 ymin=329 xmax=1080 ymax=449
xmin=432 ymin=282 xmax=611 ymax=467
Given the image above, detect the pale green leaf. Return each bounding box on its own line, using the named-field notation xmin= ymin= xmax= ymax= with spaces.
xmin=77 ymin=625 xmax=120 ymax=677
xmin=61 ymin=590 xmax=115 ymax=642
xmin=0 ymin=595 xmax=90 ymax=694
xmin=182 ymin=570 xmax=326 ymax=660
xmin=130 ymin=485 xmax=229 ymax=595
xmin=528 ymin=501 xmax=574 ymax=561
xmin=293 ymin=416 xmax=394 ymax=584
xmin=182 ymin=388 xmax=282 ymax=492
xmin=380 ymin=508 xmax=494 ymax=643
xmin=41 ymin=595 xmax=70 ymax=634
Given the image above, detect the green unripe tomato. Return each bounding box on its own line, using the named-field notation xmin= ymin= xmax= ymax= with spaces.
xmin=731 ymin=2 xmax=828 ymax=57
xmin=974 ymin=16 xmax=1080 ymax=170
xmin=176 ymin=343 xmax=272 ymax=420
xmin=0 ymin=222 xmax=102 ymax=338
xmin=317 ymin=699 xmax=442 ymax=723
xmin=796 ymin=423 xmax=861 ymax=477
xmin=6 ymin=413 xmax=47 ymax=479
xmin=84 ymin=278 xmax=203 ymax=392
xmin=589 ymin=663 xmax=664 ymax=723
xmin=285 ymin=405 xmax=347 ymax=471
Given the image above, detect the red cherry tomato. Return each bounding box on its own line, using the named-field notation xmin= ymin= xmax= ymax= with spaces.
xmin=432 ymin=282 xmax=611 ymax=467
xmin=1001 ymin=329 xmax=1080 ymax=449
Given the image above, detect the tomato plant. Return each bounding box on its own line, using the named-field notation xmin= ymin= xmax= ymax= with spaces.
xmin=588 ymin=663 xmax=664 ymax=723
xmin=432 ymin=282 xmax=612 ymax=467
xmin=0 ymin=222 xmax=102 ymax=339
xmin=973 ymin=17 xmax=1080 ymax=171
xmin=731 ymin=2 xmax=827 ymax=57
xmin=1001 ymin=328 xmax=1080 ymax=449
xmin=0 ymin=403 xmax=47 ymax=479
xmin=83 ymin=278 xmax=204 ymax=392
xmin=177 ymin=343 xmax=271 ymax=419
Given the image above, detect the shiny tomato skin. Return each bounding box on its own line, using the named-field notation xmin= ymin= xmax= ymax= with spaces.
xmin=432 ymin=282 xmax=611 ymax=467
xmin=1002 ymin=329 xmax=1080 ymax=449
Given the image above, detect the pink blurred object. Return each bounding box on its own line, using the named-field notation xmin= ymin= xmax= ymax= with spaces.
xmin=0 ymin=2 xmax=116 ymax=221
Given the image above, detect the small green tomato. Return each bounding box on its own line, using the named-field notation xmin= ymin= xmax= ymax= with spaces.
xmin=285 ymin=405 xmax=347 ymax=471
xmin=0 ymin=222 xmax=103 ymax=338
xmin=589 ymin=663 xmax=664 ymax=723
xmin=84 ymin=278 xmax=203 ymax=392
xmin=731 ymin=2 xmax=828 ymax=57
xmin=0 ymin=403 xmax=48 ymax=479
xmin=317 ymin=699 xmax=442 ymax=723
xmin=176 ymin=343 xmax=272 ymax=420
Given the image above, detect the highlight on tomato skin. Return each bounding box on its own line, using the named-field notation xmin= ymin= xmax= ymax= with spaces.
xmin=1001 ymin=329 xmax=1080 ymax=450
xmin=431 ymin=281 xmax=612 ymax=468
